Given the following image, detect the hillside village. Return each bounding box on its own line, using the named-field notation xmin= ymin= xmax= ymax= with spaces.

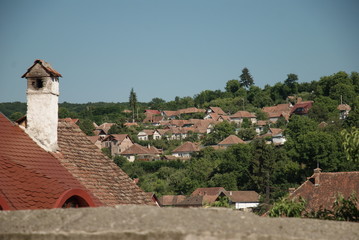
xmin=0 ymin=59 xmax=358 ymax=220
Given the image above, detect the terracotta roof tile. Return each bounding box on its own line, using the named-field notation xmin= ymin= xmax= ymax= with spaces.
xmin=218 ymin=135 xmax=244 ymax=145
xmin=191 ymin=187 xmax=226 ymax=196
xmin=290 ymin=101 xmax=313 ymax=115
xmin=337 ymin=104 xmax=351 ymax=111
xmin=230 ymin=111 xmax=256 ymax=118
xmin=0 ymin=113 xmax=100 ymax=210
xmin=209 ymin=107 xmax=226 ymax=115
xmin=224 ymin=191 xmax=260 ymax=203
xmin=172 ymin=142 xmax=200 ymax=153
xmin=289 ymin=170 xmax=359 ymax=212
xmin=56 ymin=120 xmax=154 ymax=206
xmin=158 ymin=195 xmax=187 ymax=206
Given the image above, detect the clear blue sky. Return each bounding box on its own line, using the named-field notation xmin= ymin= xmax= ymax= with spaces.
xmin=1 ymin=0 xmax=358 ymax=103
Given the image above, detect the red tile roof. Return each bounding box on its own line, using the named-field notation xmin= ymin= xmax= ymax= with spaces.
xmin=191 ymin=187 xmax=226 ymax=196
xmin=209 ymin=107 xmax=226 ymax=115
xmin=0 ymin=113 xmax=100 ymax=210
xmin=290 ymin=101 xmax=313 ymax=115
xmin=158 ymin=195 xmax=187 ymax=206
xmin=337 ymin=104 xmax=351 ymax=111
xmin=289 ymin=169 xmax=359 ymax=212
xmin=172 ymin=142 xmax=200 ymax=153
xmin=103 ymin=134 xmax=130 ymax=143
xmin=96 ymin=123 xmax=115 ymax=134
xmin=218 ymin=135 xmax=244 ymax=145
xmin=224 ymin=191 xmax=260 ymax=203
xmin=121 ymin=143 xmax=160 ymax=155
xmin=145 ymin=109 xmax=161 ymax=115
xmin=230 ymin=111 xmax=256 ymax=118
xmin=55 ymin=120 xmax=154 ymax=206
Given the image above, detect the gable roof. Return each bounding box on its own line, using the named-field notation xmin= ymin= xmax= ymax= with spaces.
xmin=21 ymin=59 xmax=62 ymax=78
xmin=230 ymin=111 xmax=256 ymax=118
xmin=103 ymin=134 xmax=131 ymax=143
xmin=55 ymin=119 xmax=154 ymax=206
xmin=224 ymin=191 xmax=260 ymax=203
xmin=158 ymin=195 xmax=187 ymax=206
xmin=289 ymin=169 xmax=359 ymax=212
xmin=262 ymin=103 xmax=292 ymax=114
xmin=191 ymin=187 xmax=226 ymax=196
xmin=269 ymin=128 xmax=284 ymax=136
xmin=121 ymin=143 xmax=160 ymax=155
xmin=145 ymin=109 xmax=161 ymax=115
xmin=172 ymin=142 xmax=200 ymax=153
xmin=0 ymin=113 xmax=99 ymax=210
xmin=218 ymin=135 xmax=244 ymax=145
xmin=87 ymin=135 xmax=103 ymax=144
xmin=96 ymin=123 xmax=115 ymax=134
xmin=337 ymin=104 xmax=351 ymax=111
xmin=138 ymin=129 xmax=155 ymax=136
xmin=290 ymin=101 xmax=314 ymax=115
xmin=209 ymin=107 xmax=226 ymax=115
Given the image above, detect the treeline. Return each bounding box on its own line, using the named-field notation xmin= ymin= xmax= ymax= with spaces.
xmin=2 ymin=71 xmax=359 ymax=126
xmin=1 ymin=70 xmax=358 ymax=205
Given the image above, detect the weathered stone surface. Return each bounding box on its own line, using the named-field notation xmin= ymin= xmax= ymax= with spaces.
xmin=0 ymin=205 xmax=358 ymax=240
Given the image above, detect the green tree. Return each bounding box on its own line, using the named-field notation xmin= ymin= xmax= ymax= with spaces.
xmin=341 ymin=127 xmax=359 ymax=163
xmin=149 ymin=97 xmax=166 ymax=110
xmin=239 ymin=67 xmax=254 ymax=88
xmin=225 ymin=79 xmax=241 ymax=95
xmin=129 ymin=88 xmax=137 ymax=122
xmin=294 ymin=131 xmax=343 ymax=172
xmin=269 ymin=197 xmax=306 ymax=217
xmin=285 ymin=115 xmax=317 ymax=141
xmin=9 ymin=112 xmax=23 ymax=121
xmin=237 ymin=128 xmax=256 ymax=141
xmin=308 ymin=96 xmax=338 ymax=122
xmin=202 ymin=121 xmax=236 ymax=146
xmin=78 ymin=119 xmax=95 ymax=136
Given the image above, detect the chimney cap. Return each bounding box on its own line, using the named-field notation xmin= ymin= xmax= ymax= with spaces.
xmin=314 ymin=168 xmax=322 ymax=174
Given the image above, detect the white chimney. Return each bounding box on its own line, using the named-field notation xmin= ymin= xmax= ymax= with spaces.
xmin=22 ymin=59 xmax=62 ymax=152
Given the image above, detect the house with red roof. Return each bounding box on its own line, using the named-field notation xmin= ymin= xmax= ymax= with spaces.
xmin=259 ymin=128 xmax=286 ymax=145
xmin=262 ymin=103 xmax=292 ymax=123
xmin=102 ymin=134 xmax=134 ymax=156
xmin=171 ymin=141 xmax=200 ymax=158
xmin=229 ymin=111 xmax=257 ymax=125
xmin=0 ymin=59 xmax=153 ymax=210
xmin=174 ymin=187 xmax=260 ymax=209
xmin=158 ymin=195 xmax=187 ymax=207
xmin=289 ymin=168 xmax=359 ymax=213
xmin=337 ymin=104 xmax=351 ymax=120
xmin=218 ymin=135 xmax=245 ymax=148
xmin=290 ymin=101 xmax=313 ymax=116
xmin=137 ymin=129 xmax=155 ymax=141
xmin=120 ymin=143 xmax=161 ymax=162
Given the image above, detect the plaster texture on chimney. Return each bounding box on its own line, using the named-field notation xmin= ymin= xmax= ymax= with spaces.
xmin=26 ymin=89 xmax=59 ymax=152
xmin=23 ymin=60 xmax=61 ymax=152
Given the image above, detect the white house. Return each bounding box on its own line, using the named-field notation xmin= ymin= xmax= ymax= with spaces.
xmin=225 ymin=191 xmax=260 ymax=210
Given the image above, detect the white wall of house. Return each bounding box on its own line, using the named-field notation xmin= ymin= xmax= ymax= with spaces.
xmin=272 ymin=136 xmax=286 ymax=145
xmin=172 ymin=152 xmax=191 ymax=158
xmin=137 ymin=131 xmax=149 ymax=141
xmin=123 ymin=155 xmax=135 ymax=162
xmin=235 ymin=202 xmax=259 ymax=210
xmin=153 ymin=131 xmax=162 ymax=140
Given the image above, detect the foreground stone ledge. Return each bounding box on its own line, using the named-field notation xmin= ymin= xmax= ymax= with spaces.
xmin=0 ymin=205 xmax=358 ymax=240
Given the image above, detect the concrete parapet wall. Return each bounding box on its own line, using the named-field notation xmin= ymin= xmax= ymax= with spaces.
xmin=0 ymin=205 xmax=358 ymax=240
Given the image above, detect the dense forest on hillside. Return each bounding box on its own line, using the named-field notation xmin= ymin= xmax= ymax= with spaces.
xmin=1 ymin=70 xmax=359 ymax=207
